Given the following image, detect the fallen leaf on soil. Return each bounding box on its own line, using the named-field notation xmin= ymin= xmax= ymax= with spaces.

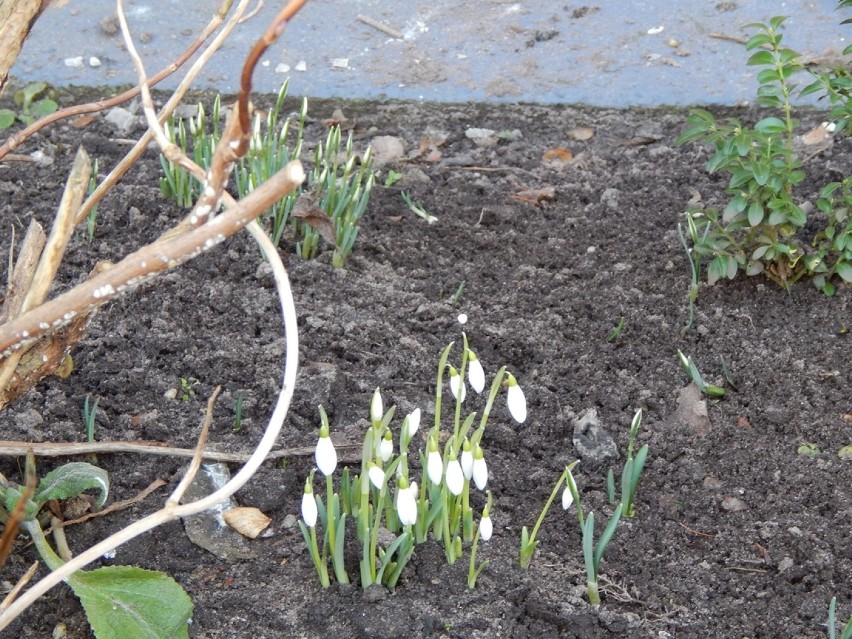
xmin=566 ymin=126 xmax=594 ymax=141
xmin=736 ymin=416 xmax=751 ymax=428
xmin=291 ymin=194 xmax=338 ymax=245
xmin=799 ymin=122 xmax=833 ymax=146
xmin=322 ymin=108 xmax=355 ymax=131
xmin=511 ymin=186 xmax=556 ymax=207
xmin=224 ymin=507 xmax=271 ymax=539
xmin=70 ymin=115 xmax=95 ymax=128
xmin=542 ymin=147 xmax=573 ymax=162
xmin=841 ymin=413 xmax=852 ymax=421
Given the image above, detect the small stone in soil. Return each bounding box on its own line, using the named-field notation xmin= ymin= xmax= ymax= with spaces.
xmin=571 ymin=408 xmax=618 ymax=466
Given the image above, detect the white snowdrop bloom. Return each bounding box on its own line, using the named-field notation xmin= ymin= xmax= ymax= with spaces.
xmin=562 ymin=486 xmax=574 ymax=510
xmin=378 ymin=431 xmax=393 ymax=463
xmin=396 ymin=480 xmax=417 ymax=526
xmin=368 ymin=463 xmax=385 ymax=490
xmin=406 ymin=408 xmax=421 ymax=437
xmin=446 ymin=457 xmax=465 ymax=496
xmin=301 ymin=485 xmax=318 ymax=528
xmin=370 ymin=387 xmax=383 ymax=423
xmin=479 ymin=515 xmax=493 ymax=541
xmin=460 ymin=442 xmax=474 ymax=480
xmin=458 ymin=313 xmax=468 ymax=325
xmin=472 ymin=447 xmax=488 ymax=490
xmin=505 ymin=373 xmax=527 ymax=424
xmin=467 ymin=351 xmax=485 ymax=394
xmin=315 ymin=428 xmax=337 ymax=477
xmin=449 ymin=367 xmax=467 ymax=403
xmin=427 ymin=447 xmax=443 ymax=486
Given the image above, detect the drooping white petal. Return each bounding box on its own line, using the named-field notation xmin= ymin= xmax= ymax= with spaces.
xmin=472 ymin=453 xmax=488 ymax=490
xmin=368 ymin=464 xmax=385 ymax=489
xmin=396 ymin=484 xmax=417 ymax=526
xmin=427 ymin=450 xmax=443 ymax=486
xmin=370 ymin=387 xmax=383 ymax=423
xmin=562 ymin=486 xmax=574 ymax=510
xmin=468 ymin=355 xmax=485 ymax=394
xmin=460 ymin=447 xmax=474 ymax=480
xmin=507 ymin=382 xmax=527 ymax=424
xmin=301 ymin=491 xmax=318 ymax=528
xmin=446 ymin=458 xmax=464 ymax=496
xmin=378 ymin=434 xmax=393 ymax=462
xmin=406 ymin=408 xmax=421 ymax=437
xmin=315 ymin=435 xmax=337 ymax=476
xmin=479 ymin=515 xmax=493 ymax=541
xmin=449 ymin=371 xmax=467 ymax=403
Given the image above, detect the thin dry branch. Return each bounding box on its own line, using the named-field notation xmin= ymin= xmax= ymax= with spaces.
xmin=75 ymin=0 xmax=254 ymax=224
xmin=0 ymin=561 xmax=38 ymax=613
xmin=167 ymin=385 xmax=220 ymax=507
xmin=0 ymin=159 xmax=304 ymax=356
xmin=0 ymin=0 xmax=236 ymax=160
xmin=0 ymin=439 xmax=361 ymax=462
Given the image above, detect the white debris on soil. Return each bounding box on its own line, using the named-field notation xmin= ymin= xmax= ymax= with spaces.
xmin=64 ymin=56 xmax=84 ymax=68
xmin=275 ymin=63 xmax=290 ymax=74
xmin=104 ymin=107 xmax=136 ymax=134
xmin=295 ymin=60 xmax=307 ymax=72
xmin=465 ymin=127 xmax=498 ymax=147
xmin=647 ymin=25 xmax=665 ymax=35
xmin=88 ymin=56 xmax=101 ymax=68
xmin=331 ymin=58 xmax=349 ymax=69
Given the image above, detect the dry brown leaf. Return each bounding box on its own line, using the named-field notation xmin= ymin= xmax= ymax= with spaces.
xmin=566 ymin=126 xmax=594 ymax=141
xmin=800 ymin=123 xmax=832 ymax=146
xmin=223 ymin=507 xmax=271 ymax=539
xmin=70 ymin=115 xmax=96 ymax=129
xmin=291 ymin=193 xmax=337 ymax=246
xmin=542 ymin=147 xmax=573 ymax=162
xmin=322 ymin=108 xmax=355 ymax=131
xmin=511 ymin=186 xmax=556 ymax=207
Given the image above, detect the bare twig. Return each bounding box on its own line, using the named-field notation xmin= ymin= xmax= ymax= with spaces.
xmin=167 ymin=386 xmax=220 ymax=507
xmin=0 ymin=439 xmax=360 ymax=462
xmin=0 ymin=0 xmax=236 ymax=160
xmin=75 ymin=0 xmax=254 ymax=224
xmin=357 ymin=14 xmax=403 ymax=39
xmin=0 ymin=562 xmax=39 ymax=613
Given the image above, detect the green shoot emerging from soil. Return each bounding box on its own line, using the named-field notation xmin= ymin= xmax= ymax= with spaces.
xmin=160 ymin=82 xmax=374 ymax=266
xmin=82 ymin=395 xmax=99 ymax=443
xmin=678 ymin=350 xmax=726 ymax=398
xmin=521 ymin=409 xmax=648 ymax=605
xmin=0 ymin=82 xmax=58 ymax=130
xmin=828 ymin=596 xmax=852 ymax=639
xmin=677 ymin=15 xmax=852 ymax=296
xmin=0 ymin=454 xmax=193 ymax=637
xmin=299 ymin=325 xmax=526 ymax=589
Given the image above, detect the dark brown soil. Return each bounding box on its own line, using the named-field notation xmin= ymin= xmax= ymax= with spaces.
xmin=0 ymin=89 xmax=850 ymax=639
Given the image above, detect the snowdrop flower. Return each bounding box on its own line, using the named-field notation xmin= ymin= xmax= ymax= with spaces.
xmin=448 ymin=366 xmax=466 ymax=403
xmin=460 ymin=439 xmax=474 ymax=480
xmin=315 ymin=423 xmax=337 ymax=476
xmin=378 ymin=430 xmax=393 ymax=463
xmin=396 ymin=477 xmax=417 ymax=526
xmin=467 ymin=350 xmax=485 ymax=394
xmin=505 ymin=372 xmax=527 ymax=424
xmin=406 ymin=408 xmax=421 ymax=438
xmin=562 ymin=486 xmax=574 ymax=510
xmin=446 ymin=455 xmax=465 ymax=496
xmin=426 ymin=437 xmax=443 ymax=486
xmin=370 ymin=387 xmax=383 ymax=424
xmin=479 ymin=514 xmax=493 ymax=541
xmin=458 ymin=313 xmax=468 ymax=325
xmin=301 ymin=480 xmax=318 ymax=528
xmin=472 ymin=446 xmax=488 ymax=490
xmin=367 ymin=463 xmax=385 ymax=490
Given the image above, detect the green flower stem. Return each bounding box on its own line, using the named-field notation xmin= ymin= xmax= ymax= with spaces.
xmin=24 ymin=519 xmax=64 ymax=572
xmin=432 ymin=343 xmax=454 ymax=435
xmin=519 ymin=467 xmax=569 ymax=568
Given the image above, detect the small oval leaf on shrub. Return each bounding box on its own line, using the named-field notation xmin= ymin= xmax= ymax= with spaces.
xmin=746 ymin=260 xmax=764 ymax=276
xmin=747 ymin=50 xmax=774 ymax=66
xmin=837 ymin=262 xmax=852 ymax=283
xmin=754 ymin=117 xmax=787 ymax=133
xmin=36 ymin=462 xmax=109 ymax=509
xmin=748 ymin=201 xmax=764 ymax=226
xmin=69 ymin=566 xmax=193 ymax=639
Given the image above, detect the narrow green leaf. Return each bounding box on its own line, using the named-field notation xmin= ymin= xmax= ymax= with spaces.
xmin=36 ymin=462 xmax=109 ymax=509
xmin=593 ymin=504 xmax=623 ymax=575
xmin=582 ymin=513 xmax=596 ymax=580
xmin=68 ymin=566 xmax=193 ymax=639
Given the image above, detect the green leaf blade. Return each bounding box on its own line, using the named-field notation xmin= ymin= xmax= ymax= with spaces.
xmin=69 ymin=566 xmax=193 ymax=639
xmin=36 ymin=462 xmax=109 ymax=509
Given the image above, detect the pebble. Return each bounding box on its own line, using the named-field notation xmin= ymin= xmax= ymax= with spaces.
xmin=721 ymin=496 xmax=747 ymax=511
xmin=64 ymin=56 xmax=84 ymax=68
